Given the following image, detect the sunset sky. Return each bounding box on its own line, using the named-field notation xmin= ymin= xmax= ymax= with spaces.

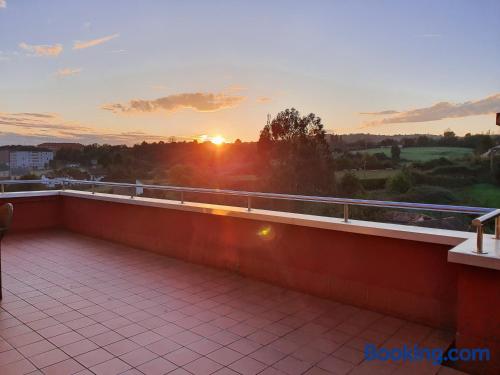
xmin=1 ymin=0 xmax=499 ymax=145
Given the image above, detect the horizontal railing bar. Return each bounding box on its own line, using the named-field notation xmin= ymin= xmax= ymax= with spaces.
xmin=472 ymin=209 xmax=500 ymax=226
xmin=0 ymin=179 xmax=63 ymax=185
xmin=0 ymin=178 xmax=494 ymax=215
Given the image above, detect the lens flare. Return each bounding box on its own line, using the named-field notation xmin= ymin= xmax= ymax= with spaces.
xmin=257 ymin=225 xmax=275 ymax=240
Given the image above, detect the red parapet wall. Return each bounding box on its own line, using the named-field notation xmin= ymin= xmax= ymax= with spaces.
xmin=456 ymin=266 xmax=500 ymax=375
xmin=62 ymin=195 xmax=459 ymax=329
xmin=0 ymin=194 xmax=62 ymax=232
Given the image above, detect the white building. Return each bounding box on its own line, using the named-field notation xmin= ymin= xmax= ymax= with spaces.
xmin=8 ymin=150 xmax=54 ymax=170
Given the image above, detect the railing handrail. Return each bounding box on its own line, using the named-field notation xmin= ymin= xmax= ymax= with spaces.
xmin=472 ymin=208 xmax=500 ymax=226
xmin=0 ymin=178 xmax=495 ymax=215
xmin=1 ymin=178 xmax=498 ymax=253
xmin=471 ymin=208 xmax=500 ymax=253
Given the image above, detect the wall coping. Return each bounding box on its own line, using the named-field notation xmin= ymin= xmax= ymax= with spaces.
xmin=3 ymin=189 xmax=499 ymax=270
xmin=448 ymin=236 xmax=500 ymax=271
xmin=0 ymin=191 xmax=60 ymax=198
xmin=58 ymin=189 xmax=474 ymax=246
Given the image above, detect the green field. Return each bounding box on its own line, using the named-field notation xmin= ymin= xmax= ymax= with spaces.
xmin=358 ymin=146 xmax=473 ymax=162
xmin=457 ymin=184 xmax=500 ymax=208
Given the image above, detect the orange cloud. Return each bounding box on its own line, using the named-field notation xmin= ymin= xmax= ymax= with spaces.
xmin=102 ymin=92 xmax=245 ymax=114
xmin=0 ymin=111 xmax=169 ymax=145
xmin=362 ymin=93 xmax=500 ymax=127
xmin=19 ymin=42 xmax=63 ymax=56
xmin=73 ymin=33 xmax=119 ymax=50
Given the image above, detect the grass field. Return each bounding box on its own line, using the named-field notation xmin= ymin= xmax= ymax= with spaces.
xmin=457 ymin=184 xmax=500 ymax=208
xmin=357 ymin=146 xmax=473 ymax=162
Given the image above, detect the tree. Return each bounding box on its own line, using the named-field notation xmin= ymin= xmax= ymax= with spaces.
xmin=391 ymin=144 xmax=401 ymax=161
xmin=339 ymin=171 xmax=363 ymax=196
xmin=258 ymin=108 xmax=334 ymax=194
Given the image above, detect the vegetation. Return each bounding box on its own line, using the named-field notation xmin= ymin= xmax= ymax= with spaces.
xmin=359 ymin=146 xmax=473 ymax=162
xmin=258 ymin=108 xmax=334 ymax=194
xmin=7 ymin=110 xmax=497 ymax=230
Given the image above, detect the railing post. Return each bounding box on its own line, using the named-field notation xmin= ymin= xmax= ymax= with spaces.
xmin=496 ymin=217 xmax=500 ymax=240
xmin=247 ymin=196 xmax=251 ymax=212
xmin=131 ymin=186 xmax=135 ymax=199
xmin=475 ymin=224 xmax=485 ymax=254
xmin=180 ymin=191 xmax=184 ymax=204
xmin=91 ymin=184 xmax=95 ymax=195
xmin=0 ymin=184 xmax=4 ymax=193
xmin=343 ymin=204 xmax=349 ymax=222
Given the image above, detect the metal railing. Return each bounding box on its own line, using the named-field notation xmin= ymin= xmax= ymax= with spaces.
xmin=472 ymin=209 xmax=500 ymax=254
xmin=1 ymin=178 xmax=498 ymax=253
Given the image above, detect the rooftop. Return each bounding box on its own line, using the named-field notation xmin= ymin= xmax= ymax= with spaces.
xmin=1 ymin=230 xmax=457 ymax=375
xmin=0 ymin=182 xmax=499 ymax=375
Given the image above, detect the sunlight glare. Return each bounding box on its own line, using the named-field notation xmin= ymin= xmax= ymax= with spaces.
xmin=210 ymin=135 xmax=226 ymax=145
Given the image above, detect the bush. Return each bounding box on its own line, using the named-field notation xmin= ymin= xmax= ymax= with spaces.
xmin=339 ymin=171 xmax=363 ymax=196
xmin=386 ymin=170 xmax=412 ymax=194
xmin=429 ymin=165 xmax=479 ymax=177
xmin=360 ymin=178 xmax=387 ymax=190
xmin=410 ymin=170 xmax=476 ymax=187
xmin=412 ymin=157 xmax=453 ymax=170
xmin=397 ymin=185 xmax=458 ymax=204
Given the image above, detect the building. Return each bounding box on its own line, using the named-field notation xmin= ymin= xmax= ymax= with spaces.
xmin=0 ymin=146 xmax=54 ymax=173
xmin=9 ymin=150 xmax=53 ymax=170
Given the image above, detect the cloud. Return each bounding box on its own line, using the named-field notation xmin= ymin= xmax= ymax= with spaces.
xmin=56 ymin=67 xmax=82 ymax=78
xmin=19 ymin=42 xmax=63 ymax=57
xmin=0 ymin=111 xmax=170 ymax=145
xmin=362 ymin=93 xmax=500 ymax=127
xmin=256 ymin=96 xmax=272 ymax=104
xmin=73 ymin=33 xmax=119 ymax=50
xmin=102 ymin=92 xmax=245 ymax=114
xmin=0 ymin=112 xmax=89 ymax=132
xmin=0 ymin=0 xmax=6 ymax=9
xmin=360 ymin=110 xmax=399 ymax=115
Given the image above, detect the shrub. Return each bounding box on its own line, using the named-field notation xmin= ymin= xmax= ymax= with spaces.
xmin=412 ymin=157 xmax=453 ymax=170
xmin=429 ymin=165 xmax=479 ymax=177
xmin=410 ymin=170 xmax=476 ymax=187
xmin=339 ymin=171 xmax=363 ymax=196
xmin=397 ymin=185 xmax=458 ymax=204
xmin=360 ymin=178 xmax=387 ymax=190
xmin=386 ymin=170 xmax=412 ymax=193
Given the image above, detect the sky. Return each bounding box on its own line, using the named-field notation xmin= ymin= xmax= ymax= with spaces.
xmin=1 ymin=0 xmax=500 ymax=145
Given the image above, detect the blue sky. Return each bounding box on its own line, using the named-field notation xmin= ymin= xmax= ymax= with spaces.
xmin=1 ymin=0 xmax=499 ymax=145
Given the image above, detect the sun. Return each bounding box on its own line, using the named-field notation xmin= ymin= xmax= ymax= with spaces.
xmin=210 ymin=135 xmax=226 ymax=145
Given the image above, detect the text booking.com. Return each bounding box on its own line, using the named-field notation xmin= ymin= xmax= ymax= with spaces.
xmin=365 ymin=344 xmax=490 ymax=365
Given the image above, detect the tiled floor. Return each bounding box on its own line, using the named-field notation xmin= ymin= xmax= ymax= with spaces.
xmin=0 ymin=230 xmax=467 ymax=375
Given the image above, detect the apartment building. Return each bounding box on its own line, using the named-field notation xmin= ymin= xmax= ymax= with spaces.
xmin=0 ymin=147 xmax=54 ymax=172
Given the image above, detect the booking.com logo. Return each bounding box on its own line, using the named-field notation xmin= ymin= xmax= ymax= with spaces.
xmin=365 ymin=344 xmax=490 ymax=365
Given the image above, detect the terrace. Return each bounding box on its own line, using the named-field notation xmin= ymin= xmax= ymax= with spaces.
xmin=0 ymin=180 xmax=499 ymax=375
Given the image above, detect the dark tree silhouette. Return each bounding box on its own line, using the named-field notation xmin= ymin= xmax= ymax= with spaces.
xmin=258 ymin=108 xmax=335 ymax=194
xmin=391 ymin=144 xmax=401 ymax=160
